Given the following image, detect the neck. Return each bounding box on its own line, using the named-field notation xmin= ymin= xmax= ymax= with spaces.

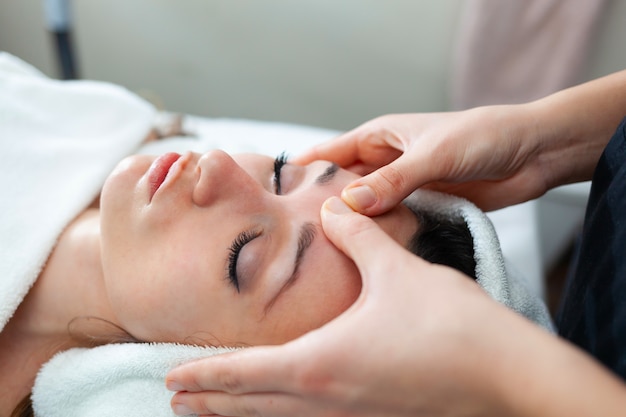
xmin=15 ymin=208 xmax=117 ymax=339
xmin=0 ymin=208 xmax=120 ymax=413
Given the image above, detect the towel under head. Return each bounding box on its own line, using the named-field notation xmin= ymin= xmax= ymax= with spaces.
xmin=403 ymin=190 xmax=553 ymax=329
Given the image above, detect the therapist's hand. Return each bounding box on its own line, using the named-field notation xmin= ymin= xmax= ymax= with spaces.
xmin=294 ymin=105 xmax=555 ymax=215
xmin=297 ymin=69 xmax=626 ymax=217
xmin=166 ymin=197 xmax=538 ymax=417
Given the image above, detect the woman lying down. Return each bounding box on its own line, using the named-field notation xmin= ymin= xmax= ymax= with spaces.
xmin=6 ymin=149 xmax=554 ymax=417
xmin=5 ymin=148 xmax=481 ymax=414
xmin=0 ymin=52 xmax=551 ymax=417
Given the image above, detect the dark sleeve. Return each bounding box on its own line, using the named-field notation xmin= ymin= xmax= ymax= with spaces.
xmin=557 ymin=116 xmax=626 ymax=381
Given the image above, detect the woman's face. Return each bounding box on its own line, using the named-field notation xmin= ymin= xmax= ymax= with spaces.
xmin=100 ymin=150 xmax=417 ymax=345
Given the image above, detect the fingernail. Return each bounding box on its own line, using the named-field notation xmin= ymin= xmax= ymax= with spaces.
xmin=172 ymin=403 xmax=194 ymax=416
xmin=342 ymin=185 xmax=377 ymax=210
xmin=323 ymin=196 xmax=353 ymax=214
xmin=166 ymin=380 xmax=185 ymax=391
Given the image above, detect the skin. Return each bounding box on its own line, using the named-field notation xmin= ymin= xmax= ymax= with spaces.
xmin=100 ymin=150 xmax=418 ymax=345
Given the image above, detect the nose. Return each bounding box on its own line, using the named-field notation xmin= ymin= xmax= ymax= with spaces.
xmin=193 ymin=149 xmax=265 ymax=207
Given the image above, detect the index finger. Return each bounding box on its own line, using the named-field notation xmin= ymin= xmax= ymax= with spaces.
xmin=166 ymin=344 xmax=300 ymax=394
xmin=290 ymin=133 xmax=360 ymax=166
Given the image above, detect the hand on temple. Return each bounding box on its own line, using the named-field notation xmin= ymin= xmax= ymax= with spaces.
xmin=293 ymin=106 xmax=554 ymax=214
xmin=165 ymin=197 xmax=538 ymax=417
xmin=295 ymin=69 xmax=626 ymax=216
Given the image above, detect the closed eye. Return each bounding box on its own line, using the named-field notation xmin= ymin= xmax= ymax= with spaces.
xmin=273 ymin=152 xmax=288 ymax=195
xmin=227 ymin=229 xmax=261 ymax=292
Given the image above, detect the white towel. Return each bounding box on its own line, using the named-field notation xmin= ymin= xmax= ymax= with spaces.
xmin=0 ymin=52 xmax=156 ymax=333
xmin=33 ymin=344 xmax=236 ymax=417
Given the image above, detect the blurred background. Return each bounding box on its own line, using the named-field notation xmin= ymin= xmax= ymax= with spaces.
xmin=2 ymin=0 xmax=624 ymax=131
xmin=1 ymin=0 xmax=463 ymax=130
xmin=2 ymin=0 xmax=626 ymax=307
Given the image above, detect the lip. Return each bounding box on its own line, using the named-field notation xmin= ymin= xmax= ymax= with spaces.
xmin=147 ymin=152 xmax=182 ymax=201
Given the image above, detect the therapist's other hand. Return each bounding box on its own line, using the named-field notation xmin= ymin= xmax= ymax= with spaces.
xmin=297 ymin=70 xmax=626 ymax=216
xmin=294 ymin=105 xmax=559 ymax=215
xmin=166 ymin=197 xmax=531 ymax=417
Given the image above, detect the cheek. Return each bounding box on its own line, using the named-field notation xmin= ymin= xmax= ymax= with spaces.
xmin=100 ymin=156 xmax=151 ymax=293
xmin=103 ymin=252 xmax=181 ymax=339
xmin=101 ymin=155 xmax=152 ymax=233
xmin=306 ymin=244 xmax=362 ymax=311
xmin=102 ymin=226 xmax=217 ymax=342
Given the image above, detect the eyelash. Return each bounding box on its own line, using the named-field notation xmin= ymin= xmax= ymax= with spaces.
xmin=227 ymin=152 xmax=287 ymax=291
xmin=273 ymin=151 xmax=288 ymax=195
xmin=227 ymin=229 xmax=261 ymax=292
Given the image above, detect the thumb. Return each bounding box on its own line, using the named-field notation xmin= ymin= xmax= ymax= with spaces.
xmin=341 ymin=153 xmax=430 ymax=216
xmin=321 ymin=197 xmax=419 ymax=288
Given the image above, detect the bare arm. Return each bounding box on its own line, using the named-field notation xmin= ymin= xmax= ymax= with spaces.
xmin=489 ymin=312 xmax=626 ymax=417
xmin=528 ymin=69 xmax=626 ymax=188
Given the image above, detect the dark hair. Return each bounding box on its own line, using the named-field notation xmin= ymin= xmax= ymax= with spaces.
xmin=406 ymin=209 xmax=477 ymax=280
xmin=10 ymin=395 xmax=32 ymax=417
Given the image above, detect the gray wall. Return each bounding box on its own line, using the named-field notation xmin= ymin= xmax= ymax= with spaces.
xmin=1 ymin=1 xmax=626 ymax=131
xmin=0 ymin=1 xmax=57 ymax=77
xmin=2 ymin=1 xmax=462 ymax=130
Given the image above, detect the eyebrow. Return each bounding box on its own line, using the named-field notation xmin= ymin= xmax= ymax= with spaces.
xmin=315 ymin=163 xmax=339 ymax=185
xmin=285 ymin=222 xmax=317 ymax=292
xmin=293 ymin=222 xmax=317 ymax=275
xmin=264 ymin=222 xmax=317 ymax=314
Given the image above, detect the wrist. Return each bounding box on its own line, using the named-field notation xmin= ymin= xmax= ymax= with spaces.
xmin=524 ymin=96 xmax=602 ymax=190
xmin=527 ymin=71 xmax=626 ymax=189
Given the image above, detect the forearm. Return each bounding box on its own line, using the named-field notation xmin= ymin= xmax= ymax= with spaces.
xmin=488 ymin=312 xmax=626 ymax=417
xmin=528 ymin=69 xmax=626 ymax=189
